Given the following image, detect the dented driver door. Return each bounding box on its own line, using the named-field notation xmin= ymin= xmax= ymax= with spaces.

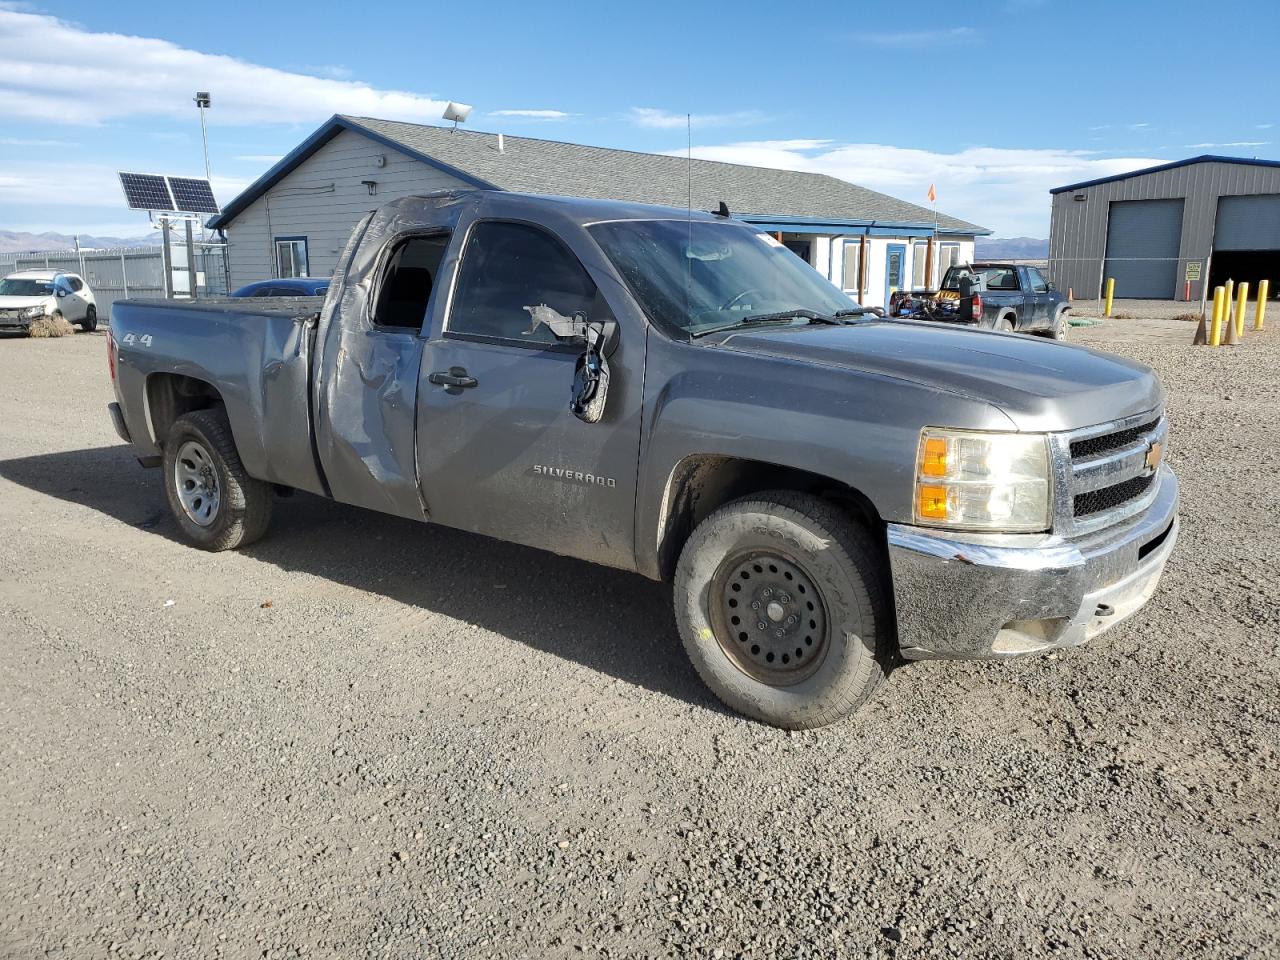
xmin=415 ymin=218 xmax=643 ymax=571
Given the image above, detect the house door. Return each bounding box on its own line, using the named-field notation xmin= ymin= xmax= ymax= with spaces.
xmin=885 ymin=244 xmax=906 ymax=305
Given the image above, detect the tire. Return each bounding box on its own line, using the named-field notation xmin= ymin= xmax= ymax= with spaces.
xmin=673 ymin=491 xmax=891 ymax=729
xmin=162 ymin=408 xmax=273 ymax=551
xmin=80 ymin=305 xmax=98 ymax=332
xmin=1049 ymin=307 xmax=1069 ymax=340
xmin=993 ymin=314 xmax=1015 ymax=333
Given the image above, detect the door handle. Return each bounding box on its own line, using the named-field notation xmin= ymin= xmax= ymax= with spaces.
xmin=429 ymin=368 xmax=478 ymax=389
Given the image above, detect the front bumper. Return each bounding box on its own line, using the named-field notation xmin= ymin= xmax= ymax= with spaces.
xmin=0 ymin=314 xmax=35 ymax=331
xmin=887 ymin=465 xmax=1179 ymax=659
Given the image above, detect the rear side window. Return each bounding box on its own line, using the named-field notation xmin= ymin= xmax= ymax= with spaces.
xmin=448 ymin=221 xmax=604 ymax=345
xmin=67 ymin=276 xmax=84 ymax=292
xmin=373 ymin=234 xmax=450 ymax=330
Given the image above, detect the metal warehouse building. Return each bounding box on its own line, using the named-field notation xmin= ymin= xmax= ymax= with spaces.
xmin=208 ymin=115 xmax=987 ymax=308
xmin=1049 ymin=155 xmax=1280 ymax=301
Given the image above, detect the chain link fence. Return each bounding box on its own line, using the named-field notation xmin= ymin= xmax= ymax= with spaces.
xmin=0 ymin=243 xmax=230 ymax=324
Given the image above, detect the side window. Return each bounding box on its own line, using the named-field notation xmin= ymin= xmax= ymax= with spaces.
xmin=373 ymin=234 xmax=450 ymax=330
xmin=68 ymin=276 xmax=84 ymax=292
xmin=275 ymin=237 xmax=309 ymax=278
xmin=449 ymin=221 xmax=605 ymax=345
xmin=1028 ymin=268 xmax=1049 ymax=293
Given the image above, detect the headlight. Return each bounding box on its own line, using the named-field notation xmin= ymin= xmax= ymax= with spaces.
xmin=914 ymin=428 xmax=1051 ymax=532
xmin=20 ymin=305 xmax=47 ymax=319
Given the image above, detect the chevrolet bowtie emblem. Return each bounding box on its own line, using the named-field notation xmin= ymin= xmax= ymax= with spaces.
xmin=1145 ymin=440 xmax=1163 ymax=472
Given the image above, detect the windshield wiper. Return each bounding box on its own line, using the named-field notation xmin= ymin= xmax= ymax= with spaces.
xmin=740 ymin=308 xmax=846 ymax=325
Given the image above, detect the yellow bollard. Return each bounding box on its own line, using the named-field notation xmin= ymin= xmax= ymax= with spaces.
xmin=1224 ymin=279 xmax=1234 ymax=335
xmin=1256 ymin=279 xmax=1269 ymax=330
xmin=1209 ymin=286 xmax=1225 ymax=346
xmin=1235 ymin=281 xmax=1249 ymax=338
xmin=1104 ymin=277 xmax=1115 ymax=318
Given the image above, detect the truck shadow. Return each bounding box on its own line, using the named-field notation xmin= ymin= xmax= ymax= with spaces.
xmin=0 ymin=445 xmax=722 ymax=715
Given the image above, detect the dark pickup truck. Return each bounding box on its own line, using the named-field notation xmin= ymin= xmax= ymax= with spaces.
xmin=106 ymin=191 xmax=1177 ymax=729
xmin=892 ymin=263 xmax=1071 ymax=338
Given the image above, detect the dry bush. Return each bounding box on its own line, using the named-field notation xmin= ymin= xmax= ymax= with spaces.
xmin=27 ymin=315 xmax=76 ymax=338
xmin=1171 ymin=312 xmax=1204 ymax=323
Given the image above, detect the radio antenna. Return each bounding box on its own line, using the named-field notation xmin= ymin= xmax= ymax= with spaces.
xmin=685 ymin=112 xmax=692 ymax=322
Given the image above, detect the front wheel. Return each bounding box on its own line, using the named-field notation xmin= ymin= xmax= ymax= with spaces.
xmin=162 ymin=408 xmax=273 ymax=551
xmin=673 ymin=491 xmax=891 ymax=729
xmin=1049 ymin=307 xmax=1069 ymax=340
xmin=80 ymin=305 xmax=98 ymax=332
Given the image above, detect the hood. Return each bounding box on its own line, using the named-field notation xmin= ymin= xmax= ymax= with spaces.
xmin=0 ymin=295 xmax=54 ymax=310
xmin=713 ymin=320 xmax=1162 ymax=431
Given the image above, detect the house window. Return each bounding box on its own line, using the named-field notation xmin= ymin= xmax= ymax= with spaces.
xmin=912 ymin=241 xmax=930 ymax=289
xmin=937 ymin=242 xmax=960 ymax=279
xmin=275 ymin=237 xmax=309 ymax=278
xmin=911 ymin=241 xmax=963 ymax=288
xmin=841 ymin=243 xmax=863 ymax=293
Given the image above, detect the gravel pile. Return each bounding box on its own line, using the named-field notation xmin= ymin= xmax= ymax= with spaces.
xmin=0 ymin=322 xmax=1276 ymax=958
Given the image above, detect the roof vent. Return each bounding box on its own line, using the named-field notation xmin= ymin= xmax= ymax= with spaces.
xmin=498 ymin=133 xmax=504 ymax=153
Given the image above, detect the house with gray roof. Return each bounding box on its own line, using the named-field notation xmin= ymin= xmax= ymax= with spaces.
xmin=208 ymin=115 xmax=988 ymax=307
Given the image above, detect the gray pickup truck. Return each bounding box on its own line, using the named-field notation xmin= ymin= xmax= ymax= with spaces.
xmin=106 ymin=190 xmax=1178 ymax=729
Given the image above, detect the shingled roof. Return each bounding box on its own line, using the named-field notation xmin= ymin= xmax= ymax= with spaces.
xmin=209 ymin=114 xmax=987 ymax=235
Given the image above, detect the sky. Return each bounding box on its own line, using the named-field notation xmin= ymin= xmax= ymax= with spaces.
xmin=1 ymin=0 xmax=1277 ymax=239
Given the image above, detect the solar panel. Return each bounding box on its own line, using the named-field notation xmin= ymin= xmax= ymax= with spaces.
xmin=167 ymin=176 xmax=220 ymax=214
xmin=119 ymin=172 xmax=174 ymax=211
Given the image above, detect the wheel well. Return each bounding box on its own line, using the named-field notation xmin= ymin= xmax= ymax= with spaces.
xmin=146 ymin=373 xmax=224 ymax=447
xmin=656 ymin=455 xmax=884 ymax=582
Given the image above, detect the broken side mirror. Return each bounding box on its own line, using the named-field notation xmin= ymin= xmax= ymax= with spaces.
xmin=522 ymin=304 xmax=616 ymax=423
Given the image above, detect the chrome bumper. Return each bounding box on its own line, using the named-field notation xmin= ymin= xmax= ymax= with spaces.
xmin=887 ymin=466 xmax=1179 ymax=659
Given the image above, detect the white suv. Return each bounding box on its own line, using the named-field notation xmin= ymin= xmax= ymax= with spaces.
xmin=0 ymin=269 xmax=99 ymax=333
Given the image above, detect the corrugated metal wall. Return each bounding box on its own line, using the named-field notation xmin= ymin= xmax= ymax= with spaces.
xmin=1049 ymin=161 xmax=1280 ymax=300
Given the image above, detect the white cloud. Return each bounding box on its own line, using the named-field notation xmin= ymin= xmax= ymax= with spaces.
xmin=1257 ymin=123 xmax=1274 ymax=130
xmin=1185 ymin=141 xmax=1269 ymax=148
xmin=0 ymin=136 xmax=76 ymax=147
xmin=1127 ymin=122 xmax=1151 ymax=130
xmin=674 ymin=140 xmax=1166 ymax=236
xmin=628 ymin=107 xmax=766 ymax=130
xmin=0 ymin=8 xmax=450 ymax=125
xmin=489 ymin=109 xmax=575 ymax=120
xmin=854 ymin=27 xmax=980 ymax=47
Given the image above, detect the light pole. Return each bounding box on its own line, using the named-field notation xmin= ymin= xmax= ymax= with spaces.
xmin=194 ymin=91 xmax=212 ymax=181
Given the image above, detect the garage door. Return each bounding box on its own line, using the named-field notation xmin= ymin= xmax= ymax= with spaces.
xmin=1104 ymin=199 xmax=1184 ymax=299
xmin=1214 ymin=194 xmax=1280 ymax=250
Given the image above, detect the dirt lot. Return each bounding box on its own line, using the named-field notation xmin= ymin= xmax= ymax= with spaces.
xmin=1 ymin=321 xmax=1277 ymax=959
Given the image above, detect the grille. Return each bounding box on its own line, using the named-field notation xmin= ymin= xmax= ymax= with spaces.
xmin=1074 ymin=473 xmax=1155 ymax=517
xmin=1070 ymin=418 xmax=1161 ymax=460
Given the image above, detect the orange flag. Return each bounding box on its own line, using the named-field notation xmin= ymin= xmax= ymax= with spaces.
xmin=927 ymin=183 xmax=937 ymax=203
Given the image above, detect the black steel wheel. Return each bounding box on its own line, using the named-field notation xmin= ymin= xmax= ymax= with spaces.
xmin=710 ymin=550 xmax=829 ymax=686
xmin=674 ymin=490 xmax=892 ymax=728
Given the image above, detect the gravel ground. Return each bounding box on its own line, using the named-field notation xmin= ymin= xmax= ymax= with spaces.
xmin=1 ymin=322 xmax=1277 ymax=959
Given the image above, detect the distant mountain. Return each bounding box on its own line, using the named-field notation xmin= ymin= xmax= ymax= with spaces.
xmin=974 ymin=236 xmax=1049 ymax=259
xmin=0 ymin=230 xmax=161 ymax=254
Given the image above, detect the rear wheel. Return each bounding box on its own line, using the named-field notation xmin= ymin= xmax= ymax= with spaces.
xmin=79 ymin=305 xmax=98 ymax=332
xmin=162 ymin=408 xmax=273 ymax=551
xmin=673 ymin=491 xmax=891 ymax=729
xmin=994 ymin=314 xmax=1015 ymax=333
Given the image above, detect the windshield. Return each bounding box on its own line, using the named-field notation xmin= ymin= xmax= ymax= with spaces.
xmin=0 ymin=278 xmax=54 ymax=297
xmin=587 ymin=219 xmax=857 ymax=337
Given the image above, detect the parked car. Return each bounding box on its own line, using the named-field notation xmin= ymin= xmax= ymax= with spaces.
xmin=0 ymin=269 xmax=98 ymax=332
xmin=231 ymin=278 xmax=330 ymax=298
xmin=106 ymin=191 xmax=1177 ymax=729
xmin=891 ymin=263 xmax=1069 ymax=338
